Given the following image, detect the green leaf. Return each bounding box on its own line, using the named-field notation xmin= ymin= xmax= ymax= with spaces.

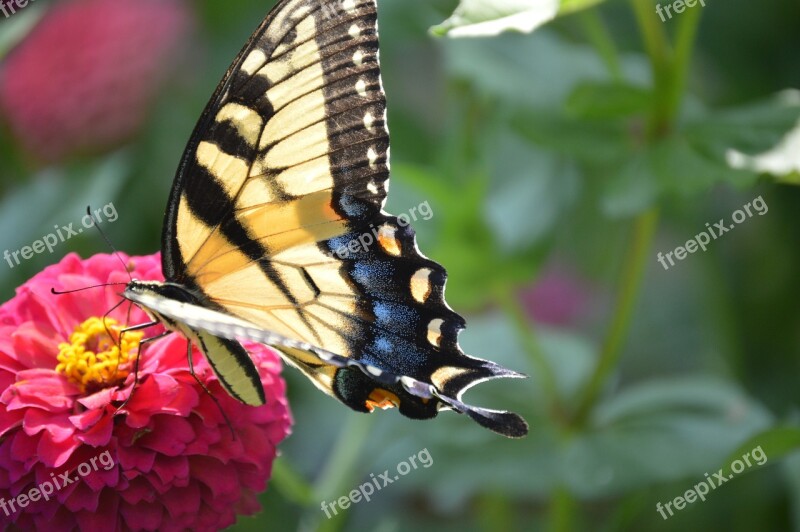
xmin=442 ymin=30 xmax=649 ymax=110
xmin=600 ymin=150 xmax=659 ymax=218
xmin=652 ymin=136 xmax=758 ymax=195
xmin=513 ymin=109 xmax=630 ymax=165
xmin=374 ymin=372 xmax=771 ymax=505
xmin=484 ymin=132 xmax=580 ymax=252
xmin=600 ymin=136 xmax=758 ymax=217
xmin=432 ymin=0 xmax=559 ymax=38
xmin=565 ymin=82 xmax=653 ymax=120
xmin=685 ymin=89 xmax=800 ymax=156
xmin=723 ymin=426 xmax=800 ymax=470
xmin=567 ymin=377 xmax=774 ymax=495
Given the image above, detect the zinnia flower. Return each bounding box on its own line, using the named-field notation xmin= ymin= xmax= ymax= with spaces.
xmin=0 ymin=0 xmax=194 ymax=163
xmin=0 ymin=253 xmax=292 ymax=531
xmin=519 ymin=263 xmax=593 ymax=327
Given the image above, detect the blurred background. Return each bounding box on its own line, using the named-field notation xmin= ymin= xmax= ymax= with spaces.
xmin=1 ymin=0 xmax=799 ymax=530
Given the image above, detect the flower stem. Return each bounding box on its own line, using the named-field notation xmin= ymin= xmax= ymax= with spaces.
xmin=307 ymin=414 xmax=375 ymax=532
xmin=572 ymin=209 xmax=659 ymax=426
xmin=547 ymin=486 xmax=579 ymax=532
xmin=630 ymin=0 xmax=673 ymax=136
xmin=667 ymin=6 xmax=703 ymax=122
xmin=571 ymin=0 xmax=703 ymax=428
xmin=578 ymin=10 xmax=623 ymax=82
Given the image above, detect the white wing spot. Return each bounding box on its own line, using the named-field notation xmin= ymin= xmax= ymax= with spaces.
xmin=342 ymin=0 xmax=357 ymax=12
xmin=410 ymin=268 xmax=433 ymax=303
xmin=427 ymin=319 xmax=444 ymax=347
xmin=349 ymin=24 xmax=361 ymax=38
xmin=356 ymin=78 xmax=368 ymax=97
xmin=367 ymin=147 xmax=378 ymax=168
xmin=363 ymin=111 xmax=375 ymax=132
xmin=367 ymin=181 xmax=379 ymax=194
xmin=353 ymin=49 xmax=365 ymax=67
xmin=367 ymin=365 xmax=383 ymax=377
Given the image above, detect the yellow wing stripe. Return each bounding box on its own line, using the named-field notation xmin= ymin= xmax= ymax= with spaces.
xmin=215 ymin=103 xmax=264 ymax=148
xmin=192 ymin=329 xmax=264 ymax=406
xmin=196 ymin=141 xmax=249 ymax=196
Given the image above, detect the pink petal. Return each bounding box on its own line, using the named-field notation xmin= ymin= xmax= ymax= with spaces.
xmin=77 ymin=387 xmax=115 ymax=410
xmin=37 ymin=427 xmax=80 ymax=468
xmin=75 ymin=489 xmax=121 ymax=531
xmin=23 ymin=409 xmax=74 ymax=440
xmin=76 ymin=411 xmax=114 ymax=447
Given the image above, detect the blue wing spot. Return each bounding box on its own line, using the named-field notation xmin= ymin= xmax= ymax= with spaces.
xmin=338 ymin=194 xmax=369 ymax=218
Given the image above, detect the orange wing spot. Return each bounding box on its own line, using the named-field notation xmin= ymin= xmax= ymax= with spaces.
xmin=377 ymin=225 xmax=401 ymax=256
xmin=365 ymin=388 xmax=400 ymax=412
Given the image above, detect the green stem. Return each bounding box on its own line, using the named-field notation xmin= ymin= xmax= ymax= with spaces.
xmin=572 ymin=210 xmax=659 ymax=426
xmin=578 ymin=10 xmax=623 ymax=81
xmin=666 ymin=5 xmax=703 ymax=122
xmin=271 ymin=458 xmax=315 ymax=506
xmin=309 ymin=414 xmax=375 ymax=532
xmin=630 ymin=0 xmax=673 ymax=136
xmin=571 ymin=0 xmax=704 ymax=428
xmin=547 ymin=486 xmax=579 ymax=532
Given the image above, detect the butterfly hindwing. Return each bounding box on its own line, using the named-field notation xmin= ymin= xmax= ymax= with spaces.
xmin=135 ymin=0 xmax=529 ymax=437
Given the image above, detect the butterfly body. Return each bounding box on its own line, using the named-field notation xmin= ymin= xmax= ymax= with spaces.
xmin=125 ymin=280 xmax=266 ymax=406
xmin=123 ymin=0 xmax=529 ymax=438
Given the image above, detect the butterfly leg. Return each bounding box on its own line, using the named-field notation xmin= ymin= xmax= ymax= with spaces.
xmin=115 ymin=326 xmax=170 ymax=413
xmin=184 ymin=338 xmax=237 ymax=439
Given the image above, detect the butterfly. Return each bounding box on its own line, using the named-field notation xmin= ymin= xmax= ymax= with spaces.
xmin=122 ymin=0 xmax=529 ymax=438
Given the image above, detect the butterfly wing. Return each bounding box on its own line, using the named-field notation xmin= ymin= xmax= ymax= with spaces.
xmin=160 ymin=0 xmax=528 ymax=437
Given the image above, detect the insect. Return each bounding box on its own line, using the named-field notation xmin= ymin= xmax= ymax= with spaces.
xmin=122 ymin=0 xmax=528 ymax=438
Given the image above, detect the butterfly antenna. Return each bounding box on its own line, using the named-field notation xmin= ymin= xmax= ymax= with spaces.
xmin=51 ymin=282 xmax=129 ymax=295
xmin=86 ymin=205 xmax=132 ymax=282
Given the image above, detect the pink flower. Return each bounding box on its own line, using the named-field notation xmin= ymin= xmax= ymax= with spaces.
xmin=0 ymin=0 xmax=194 ymax=163
xmin=0 ymin=253 xmax=292 ymax=531
xmin=519 ymin=263 xmax=593 ymax=327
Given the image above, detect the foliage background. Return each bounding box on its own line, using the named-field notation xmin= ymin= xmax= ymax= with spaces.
xmin=1 ymin=0 xmax=799 ymax=530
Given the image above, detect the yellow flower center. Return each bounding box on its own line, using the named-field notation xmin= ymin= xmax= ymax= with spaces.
xmin=56 ymin=317 xmax=143 ymax=393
